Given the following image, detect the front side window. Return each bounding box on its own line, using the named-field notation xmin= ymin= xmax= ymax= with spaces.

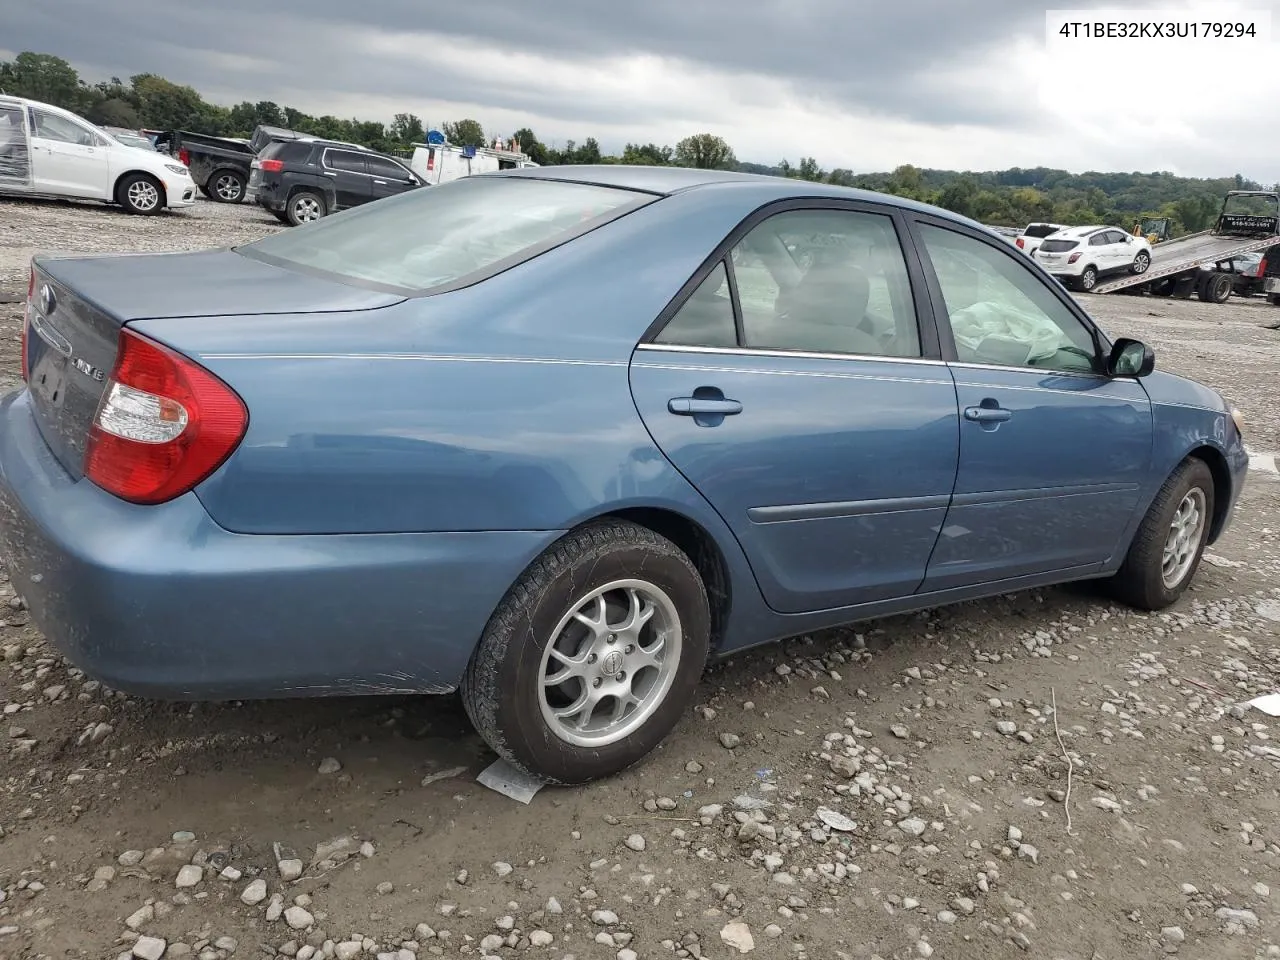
xmin=917 ymin=223 xmax=1101 ymax=374
xmin=239 ymin=175 xmax=654 ymax=292
xmin=31 ymin=109 xmax=96 ymax=146
xmin=369 ymin=156 xmax=414 ymax=181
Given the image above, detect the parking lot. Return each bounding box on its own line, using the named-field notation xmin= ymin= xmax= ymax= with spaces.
xmin=2 ymin=195 xmax=1279 ymax=960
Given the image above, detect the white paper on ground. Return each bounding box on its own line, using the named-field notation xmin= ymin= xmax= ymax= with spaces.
xmin=477 ymin=758 xmax=546 ymax=804
xmin=1247 ymin=693 xmax=1280 ymax=717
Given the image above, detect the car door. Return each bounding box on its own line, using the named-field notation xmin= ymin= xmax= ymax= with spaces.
xmin=629 ymin=203 xmax=961 ymax=614
xmin=27 ymin=107 xmax=112 ymax=198
xmin=908 ymin=216 xmax=1154 ymax=591
xmin=1098 ymin=229 xmax=1128 ymax=272
xmin=321 ymin=148 xmax=372 ymax=209
xmin=367 ymin=155 xmax=419 ymax=202
xmin=0 ymin=102 xmax=32 ymax=189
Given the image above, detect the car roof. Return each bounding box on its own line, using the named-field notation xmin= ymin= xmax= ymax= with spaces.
xmin=1053 ymin=225 xmax=1111 ymax=237
xmin=490 ymin=164 xmax=992 ymax=228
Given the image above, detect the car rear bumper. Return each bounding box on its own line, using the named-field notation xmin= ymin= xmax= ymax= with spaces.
xmin=1265 ymin=276 xmax=1280 ymax=294
xmin=0 ymin=389 xmax=560 ymax=700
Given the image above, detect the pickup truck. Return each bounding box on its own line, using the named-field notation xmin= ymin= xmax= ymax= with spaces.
xmin=154 ymin=130 xmax=255 ymax=203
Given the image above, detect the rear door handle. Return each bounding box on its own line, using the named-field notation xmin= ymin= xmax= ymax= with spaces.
xmin=669 ymin=397 xmax=743 ymax=416
xmin=964 ymin=405 xmax=1012 ymax=423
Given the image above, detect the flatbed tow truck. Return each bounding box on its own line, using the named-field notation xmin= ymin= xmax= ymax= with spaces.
xmin=1090 ymin=190 xmax=1280 ymax=302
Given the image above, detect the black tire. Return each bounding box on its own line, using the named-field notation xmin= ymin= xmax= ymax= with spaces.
xmin=1150 ymin=277 xmax=1177 ymax=297
xmin=1197 ymin=272 xmax=1232 ymax=303
xmin=1131 ymin=251 xmax=1151 ymax=275
xmin=1077 ymin=266 xmax=1098 ymax=291
xmin=286 ymin=190 xmax=326 ymax=226
xmin=271 ymin=210 xmax=291 ymax=225
xmin=1106 ymin=458 xmax=1214 ymax=611
xmin=208 ymin=170 xmax=246 ymax=203
xmin=1268 ymin=292 xmax=1280 ymax=307
xmin=197 ymin=184 xmax=212 ymax=199
xmin=115 ymin=173 xmax=165 ymax=215
xmin=461 ymin=519 xmax=711 ymax=785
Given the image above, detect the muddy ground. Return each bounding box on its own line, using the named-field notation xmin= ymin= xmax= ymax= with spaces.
xmin=1 ymin=196 xmax=1279 ymax=960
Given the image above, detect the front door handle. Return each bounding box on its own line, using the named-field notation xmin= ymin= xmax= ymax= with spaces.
xmin=964 ymin=405 xmax=1012 ymax=423
xmin=669 ymin=397 xmax=743 ymax=416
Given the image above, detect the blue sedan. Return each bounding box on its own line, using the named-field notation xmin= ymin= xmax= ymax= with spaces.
xmin=0 ymin=166 xmax=1249 ymax=784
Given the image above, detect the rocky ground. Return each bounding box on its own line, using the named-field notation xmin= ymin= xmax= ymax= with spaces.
xmin=1 ymin=195 xmax=1279 ymax=960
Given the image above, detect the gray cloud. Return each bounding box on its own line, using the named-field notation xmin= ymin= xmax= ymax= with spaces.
xmin=6 ymin=0 xmax=1115 ymax=134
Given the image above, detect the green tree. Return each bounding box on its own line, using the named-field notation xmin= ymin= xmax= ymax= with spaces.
xmin=389 ymin=112 xmax=425 ymax=144
xmin=0 ymin=52 xmax=84 ymax=109
xmin=673 ymin=133 xmax=737 ymax=170
xmin=130 ymin=73 xmax=209 ymax=131
xmin=89 ymin=98 xmax=141 ymax=128
xmin=442 ymin=118 xmax=485 ymax=147
xmin=621 ymin=142 xmax=673 ymax=166
xmin=512 ymin=127 xmax=548 ymax=164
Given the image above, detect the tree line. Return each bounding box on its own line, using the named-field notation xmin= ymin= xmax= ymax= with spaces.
xmin=3 ymin=50 xmax=1274 ymax=235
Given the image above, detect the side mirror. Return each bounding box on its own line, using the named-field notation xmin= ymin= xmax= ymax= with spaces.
xmin=1107 ymin=337 xmax=1155 ymax=378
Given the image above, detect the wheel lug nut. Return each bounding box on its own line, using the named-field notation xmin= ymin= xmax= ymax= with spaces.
xmin=616 ymin=671 xmax=626 ymax=681
xmin=593 ymin=678 xmax=602 ymax=687
xmin=607 ymin=634 xmax=616 ymax=644
xmin=625 ymin=645 xmax=634 ymax=654
xmin=588 ymin=654 xmax=597 ymax=664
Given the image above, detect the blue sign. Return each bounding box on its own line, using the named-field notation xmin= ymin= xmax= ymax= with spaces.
xmin=425 ymin=129 xmax=446 ymax=145
xmin=462 ymin=145 xmax=476 ymax=158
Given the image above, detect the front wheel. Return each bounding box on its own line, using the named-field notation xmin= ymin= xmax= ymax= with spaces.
xmin=1106 ymin=458 xmax=1214 ymax=611
xmin=461 ymin=520 xmax=710 ymax=785
xmin=116 ymin=173 xmax=164 ymax=215
xmin=1131 ymin=251 xmax=1151 ymax=274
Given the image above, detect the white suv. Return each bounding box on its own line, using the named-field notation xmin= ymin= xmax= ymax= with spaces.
xmin=1032 ymin=225 xmax=1153 ymax=291
xmin=1014 ymin=222 xmax=1067 ymax=256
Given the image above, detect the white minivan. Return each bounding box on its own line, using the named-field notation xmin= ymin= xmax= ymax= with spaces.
xmin=0 ymin=96 xmax=196 ymax=215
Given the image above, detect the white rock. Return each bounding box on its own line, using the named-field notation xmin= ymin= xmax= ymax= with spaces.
xmin=624 ymin=834 xmax=646 ymax=852
xmin=917 ymin=941 xmax=933 ymax=958
xmin=479 ymin=934 xmax=504 ymax=952
xmin=132 ymin=936 xmax=166 ymax=960
xmin=592 ymin=909 xmax=619 ymax=925
xmin=317 ymin=757 xmax=342 ymax=774
xmin=335 ymin=943 xmax=362 ymax=960
xmin=816 ymin=807 xmax=856 ymax=832
xmin=1091 ymin=797 xmax=1123 ymax=813
xmin=897 ymin=817 xmax=927 ymax=837
xmin=175 ymin=864 xmax=203 ymax=888
xmin=277 ymin=859 xmax=304 ymax=881
xmin=618 ymin=951 xmax=638 ymax=960
xmin=283 ymin=906 xmax=314 ymax=930
xmin=241 ymin=879 xmax=268 ymax=905
xmin=125 ymin=904 xmax=154 ymax=930
xmin=492 ymin=861 xmax=513 ymax=877
xmin=545 ymin=897 xmax=563 ymax=915
xmin=1161 ymin=927 xmax=1185 ymax=943
xmin=720 ymin=921 xmax=755 ymax=954
xmin=529 ymin=930 xmax=554 ymax=947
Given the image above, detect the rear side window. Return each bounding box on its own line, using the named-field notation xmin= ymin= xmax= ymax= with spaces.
xmin=238 ymin=176 xmax=656 ymax=294
xmin=325 ymin=149 xmax=367 ymax=174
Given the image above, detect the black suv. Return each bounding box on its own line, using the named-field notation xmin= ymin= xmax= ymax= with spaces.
xmin=250 ymin=138 xmax=425 ymax=226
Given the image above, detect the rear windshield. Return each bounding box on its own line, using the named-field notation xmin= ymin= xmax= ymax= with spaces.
xmin=1038 ymin=239 xmax=1078 ymax=252
xmin=238 ymin=176 xmax=654 ymax=294
xmin=1023 ymin=224 xmax=1062 ymax=239
xmin=259 ymin=140 xmax=311 ymax=162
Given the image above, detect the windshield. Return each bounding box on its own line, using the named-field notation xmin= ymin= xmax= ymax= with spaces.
xmin=238 ymin=175 xmax=657 ymax=294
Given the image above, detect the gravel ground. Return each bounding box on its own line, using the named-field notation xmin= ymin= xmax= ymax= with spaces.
xmin=2 ymin=195 xmax=1280 ymax=960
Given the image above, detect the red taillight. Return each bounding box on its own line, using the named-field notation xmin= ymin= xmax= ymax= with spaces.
xmin=259 ymin=159 xmax=284 ymax=173
xmin=21 ymin=266 xmax=33 ymax=382
xmin=178 ymin=148 xmax=190 ymax=166
xmin=83 ymin=329 xmax=247 ymax=505
xmin=1257 ymin=257 xmax=1267 ymax=277
xmin=1015 ymin=237 xmax=1025 ymax=249
xmin=1068 ymin=252 xmax=1082 ymax=264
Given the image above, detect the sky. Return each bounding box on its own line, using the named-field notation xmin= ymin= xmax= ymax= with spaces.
xmin=4 ymin=0 xmax=1279 ymax=181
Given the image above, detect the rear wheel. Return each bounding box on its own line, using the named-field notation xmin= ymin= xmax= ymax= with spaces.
xmin=286 ymin=190 xmax=325 ymax=226
xmin=1197 ymin=272 xmax=1233 ymax=303
xmin=116 ymin=173 xmax=165 ymax=215
xmin=209 ymin=170 xmax=246 ymax=203
xmin=1106 ymin=458 xmax=1214 ymax=611
xmin=461 ymin=520 xmax=710 ymax=785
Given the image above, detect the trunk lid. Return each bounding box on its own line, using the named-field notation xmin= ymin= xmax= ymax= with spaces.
xmin=25 ymin=250 xmax=404 ymax=478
